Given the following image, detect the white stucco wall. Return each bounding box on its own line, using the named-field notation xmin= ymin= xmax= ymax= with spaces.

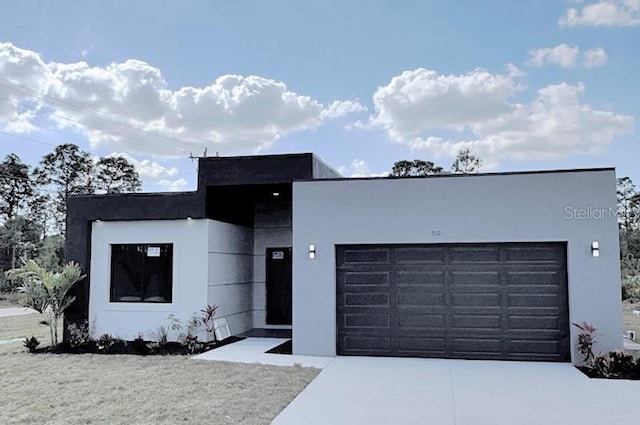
xmin=89 ymin=219 xmax=208 ymax=341
xmin=292 ymin=170 xmax=622 ymax=361
xmin=207 ymin=221 xmax=254 ymax=336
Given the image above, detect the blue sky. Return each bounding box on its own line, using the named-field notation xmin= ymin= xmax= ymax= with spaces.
xmin=0 ymin=0 xmax=637 ymax=190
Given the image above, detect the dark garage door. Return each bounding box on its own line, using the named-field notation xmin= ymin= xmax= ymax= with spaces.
xmin=336 ymin=243 xmax=569 ymax=361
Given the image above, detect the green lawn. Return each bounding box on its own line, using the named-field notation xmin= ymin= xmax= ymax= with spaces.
xmin=623 ymin=300 xmax=640 ymax=341
xmin=0 ymin=314 xmax=319 ymax=424
xmin=0 ymin=292 xmax=21 ymax=308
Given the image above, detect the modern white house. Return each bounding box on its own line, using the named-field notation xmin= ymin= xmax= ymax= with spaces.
xmin=65 ymin=153 xmax=623 ymax=363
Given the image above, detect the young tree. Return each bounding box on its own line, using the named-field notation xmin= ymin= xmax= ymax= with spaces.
xmin=617 ymin=177 xmax=638 ymax=232
xmin=391 ymin=159 xmax=444 ymax=177
xmin=33 ymin=144 xmax=95 ymax=234
xmin=95 ymin=156 xmax=142 ymax=193
xmin=5 ymin=259 xmax=85 ymax=347
xmin=0 ymin=154 xmax=34 ymax=220
xmin=0 ymin=217 xmax=41 ymax=272
xmin=451 ymin=148 xmax=482 ymax=174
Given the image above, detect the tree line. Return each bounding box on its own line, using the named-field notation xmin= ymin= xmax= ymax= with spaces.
xmin=1 ymin=145 xmax=639 ymax=300
xmin=617 ymin=177 xmax=640 ymax=301
xmin=0 ymin=143 xmax=141 ymax=289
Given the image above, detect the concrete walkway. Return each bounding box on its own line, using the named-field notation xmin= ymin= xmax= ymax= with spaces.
xmin=192 ymin=338 xmax=334 ymax=369
xmin=0 ymin=307 xmax=36 ymax=318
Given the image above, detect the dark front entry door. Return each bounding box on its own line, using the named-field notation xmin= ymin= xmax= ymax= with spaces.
xmin=266 ymin=247 xmax=292 ymax=325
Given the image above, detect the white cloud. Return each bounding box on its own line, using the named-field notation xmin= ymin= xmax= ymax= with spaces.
xmin=370 ymin=67 xmax=634 ymax=163
xmin=370 ymin=67 xmax=523 ymax=141
xmin=156 ymin=178 xmax=188 ymax=192
xmin=560 ymin=0 xmax=640 ymax=27
xmin=527 ymin=44 xmax=580 ymax=68
xmin=337 ymin=159 xmax=389 ymax=178
xmin=0 ymin=42 xmax=361 ymax=157
xmin=526 ymin=45 xmax=608 ymax=69
xmin=321 ymin=100 xmax=366 ymax=119
xmin=583 ymin=47 xmax=608 ymax=68
xmin=106 ymin=152 xmax=179 ymax=180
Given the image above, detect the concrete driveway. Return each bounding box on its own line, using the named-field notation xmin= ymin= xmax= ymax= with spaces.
xmin=272 ymin=356 xmax=640 ymax=425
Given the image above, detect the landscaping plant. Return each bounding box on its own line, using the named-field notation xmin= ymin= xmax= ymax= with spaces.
xmin=23 ymin=336 xmax=40 ymax=353
xmin=5 ymin=259 xmax=85 ymax=347
xmin=573 ymin=321 xmax=596 ymax=364
xmin=200 ymin=304 xmax=218 ymax=342
xmin=574 ymin=321 xmax=640 ymax=379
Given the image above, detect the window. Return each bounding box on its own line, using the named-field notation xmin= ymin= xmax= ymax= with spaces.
xmin=110 ymin=244 xmax=173 ymax=303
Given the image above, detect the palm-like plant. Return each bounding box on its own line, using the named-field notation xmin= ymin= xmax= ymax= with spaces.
xmin=6 ymin=258 xmax=85 ymax=347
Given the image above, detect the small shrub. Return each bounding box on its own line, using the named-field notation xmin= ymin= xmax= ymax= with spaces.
xmin=592 ymin=350 xmax=638 ymax=378
xmin=200 ymin=304 xmax=218 ymax=341
xmin=23 ymin=336 xmax=40 ymax=353
xmin=180 ymin=314 xmax=201 ymax=353
xmin=67 ymin=320 xmax=92 ymax=348
xmin=149 ymin=326 xmax=168 ymax=346
xmin=573 ymin=322 xmax=596 ymax=364
xmin=132 ymin=333 xmax=149 ymax=355
xmin=622 ymin=276 xmax=640 ymax=302
xmin=97 ymin=333 xmax=115 ymax=351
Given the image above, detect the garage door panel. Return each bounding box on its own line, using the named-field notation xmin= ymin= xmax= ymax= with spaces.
xmin=452 ymin=314 xmax=501 ymax=329
xmin=342 ymin=336 xmax=391 ymax=353
xmin=505 ymin=245 xmax=564 ymax=263
xmin=397 ymin=313 xmax=445 ymax=329
xmin=397 ymin=292 xmax=445 ymax=306
xmin=508 ymin=294 xmax=559 ymax=308
xmin=508 ymin=315 xmax=559 ymax=330
xmin=336 ymin=242 xmax=569 ymax=361
xmin=344 ymin=293 xmax=389 ymax=307
xmin=507 ymin=271 xmax=564 ymax=287
xmin=450 ymin=246 xmax=500 ymax=263
xmin=395 ymin=247 xmax=445 ymax=264
xmin=452 ymin=338 xmax=502 ymax=354
xmin=452 ymin=293 xmax=501 ymax=307
xmin=451 ymin=271 xmax=500 ymax=286
xmin=396 ymin=337 xmax=446 ymax=354
xmin=344 ymin=312 xmax=390 ymax=326
xmin=509 ymin=340 xmax=561 ymax=355
xmin=396 ymin=270 xmax=445 ymax=286
xmin=342 ymin=248 xmax=390 ymax=264
xmin=343 ymin=271 xmax=390 ymax=286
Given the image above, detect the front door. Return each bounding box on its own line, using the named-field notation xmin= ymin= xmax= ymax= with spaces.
xmin=266 ymin=247 xmax=292 ymax=325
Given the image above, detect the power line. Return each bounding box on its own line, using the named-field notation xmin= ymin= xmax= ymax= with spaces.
xmin=0 ymin=130 xmax=58 ymax=147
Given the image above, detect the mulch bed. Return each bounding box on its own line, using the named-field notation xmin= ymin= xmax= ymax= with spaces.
xmin=32 ymin=336 xmax=245 ymax=356
xmin=265 ymin=339 xmax=292 ymax=355
xmin=576 ymin=366 xmax=640 ymax=380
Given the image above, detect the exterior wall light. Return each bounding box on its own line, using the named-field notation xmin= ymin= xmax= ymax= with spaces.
xmin=309 ymin=244 xmax=316 ymax=260
xmin=591 ymin=241 xmax=600 ymax=257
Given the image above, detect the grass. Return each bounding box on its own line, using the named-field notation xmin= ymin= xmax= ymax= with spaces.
xmin=623 ymin=300 xmax=640 ymax=339
xmin=0 ymin=355 xmax=319 ymax=425
xmin=0 ymin=291 xmax=21 ymax=308
xmin=0 ymin=312 xmax=55 ymax=355
xmin=0 ymin=314 xmax=320 ymax=424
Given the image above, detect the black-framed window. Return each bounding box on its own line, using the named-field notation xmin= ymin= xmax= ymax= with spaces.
xmin=110 ymin=244 xmax=173 ymax=303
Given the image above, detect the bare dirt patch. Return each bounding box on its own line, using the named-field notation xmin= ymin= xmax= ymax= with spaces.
xmin=0 ymin=353 xmax=319 ymax=425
